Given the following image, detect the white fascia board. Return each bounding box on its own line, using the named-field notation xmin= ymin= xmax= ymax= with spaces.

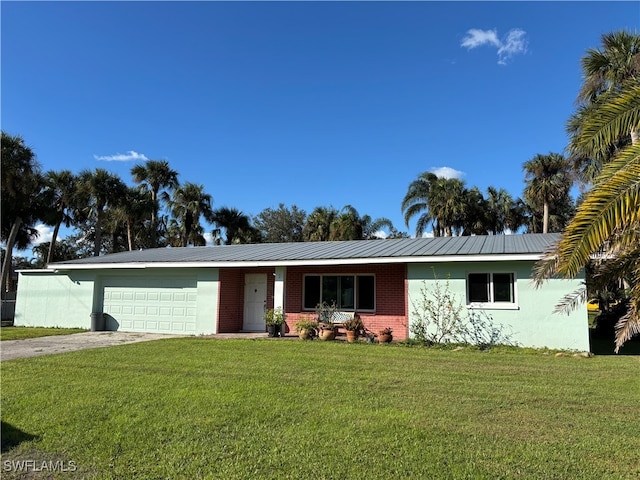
xmin=16 ymin=269 xmax=57 ymax=274
xmin=50 ymin=253 xmax=544 ymax=271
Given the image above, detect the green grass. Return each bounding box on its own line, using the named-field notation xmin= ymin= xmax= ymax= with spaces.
xmin=1 ymin=339 xmax=639 ymax=479
xmin=0 ymin=326 xmax=87 ymax=341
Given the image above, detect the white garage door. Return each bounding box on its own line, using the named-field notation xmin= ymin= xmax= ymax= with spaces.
xmin=103 ymin=277 xmax=197 ymax=334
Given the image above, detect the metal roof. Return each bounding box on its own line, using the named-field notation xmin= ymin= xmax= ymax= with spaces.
xmin=47 ymin=233 xmax=559 ymax=269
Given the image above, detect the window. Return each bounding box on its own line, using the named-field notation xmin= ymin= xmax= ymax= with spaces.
xmin=467 ymin=272 xmax=516 ymax=306
xmin=303 ymin=274 xmax=375 ymax=311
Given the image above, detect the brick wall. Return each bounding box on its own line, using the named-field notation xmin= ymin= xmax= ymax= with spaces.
xmin=217 ymin=268 xmax=274 ymax=333
xmin=284 ymin=263 xmax=408 ymax=339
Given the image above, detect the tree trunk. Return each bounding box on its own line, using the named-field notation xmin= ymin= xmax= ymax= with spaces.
xmin=94 ymin=209 xmax=103 ymax=257
xmin=47 ymin=220 xmax=62 ymax=265
xmin=127 ymin=221 xmax=134 ymax=251
xmin=631 ymin=128 xmax=639 ymax=146
xmin=1 ymin=217 xmax=22 ymax=300
xmin=151 ymin=190 xmax=158 ymax=247
xmin=543 ymin=201 xmax=549 ymax=234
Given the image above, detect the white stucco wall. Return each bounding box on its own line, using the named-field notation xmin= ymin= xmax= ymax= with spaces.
xmin=407 ymin=261 xmax=590 ymax=351
xmin=15 ymin=270 xmax=96 ymax=328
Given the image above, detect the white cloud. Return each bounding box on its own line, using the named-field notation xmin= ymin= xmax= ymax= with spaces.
xmin=497 ymin=28 xmax=528 ymax=65
xmin=460 ymin=29 xmax=501 ymax=49
xmin=203 ymin=232 xmax=215 ymax=247
xmin=94 ymin=150 xmax=149 ymax=162
xmin=461 ymin=28 xmax=528 ymax=65
xmin=31 ymin=224 xmax=54 ymax=246
xmin=430 ymin=166 xmax=465 ymax=179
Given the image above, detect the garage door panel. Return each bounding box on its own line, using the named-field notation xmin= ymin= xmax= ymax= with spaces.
xmin=103 ymin=277 xmax=197 ymax=334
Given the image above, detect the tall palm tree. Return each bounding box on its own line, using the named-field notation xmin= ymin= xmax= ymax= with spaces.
xmin=42 ymin=170 xmax=78 ymax=264
xmin=1 ymin=132 xmax=44 ymax=297
xmin=578 ymin=31 xmax=640 ymax=105
xmin=303 ymin=206 xmax=338 ymax=242
xmin=211 ymin=207 xmax=255 ymax=245
xmin=523 ymin=153 xmax=573 ymax=234
xmin=429 ymin=177 xmax=467 ymax=237
xmin=401 ymin=172 xmax=439 ymax=237
xmin=402 ymin=173 xmax=468 ymax=237
xmin=131 ymin=160 xmax=179 ymax=247
xmin=108 ymin=187 xmax=154 ymax=251
xmin=569 ymin=31 xmax=640 ymax=184
xmin=485 ymin=187 xmax=514 ymax=235
xmin=505 ymin=198 xmax=528 ymax=233
xmin=460 ymin=187 xmax=489 ymax=236
xmin=167 ymin=182 xmax=214 ymax=247
xmin=77 ymin=169 xmax=127 ymax=256
xmin=535 ymin=82 xmax=640 ymax=351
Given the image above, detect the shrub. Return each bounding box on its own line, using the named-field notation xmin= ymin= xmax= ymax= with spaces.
xmin=410 ymin=276 xmax=514 ymax=349
xmin=410 ymin=278 xmax=467 ymax=345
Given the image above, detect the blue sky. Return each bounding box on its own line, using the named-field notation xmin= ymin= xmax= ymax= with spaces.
xmin=2 ymin=1 xmax=638 ymax=249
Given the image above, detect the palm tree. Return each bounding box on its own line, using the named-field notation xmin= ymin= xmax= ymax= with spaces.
xmin=329 ymin=205 xmax=393 ymax=241
xmin=401 ymin=173 xmax=468 ymax=237
xmin=167 ymin=182 xmax=214 ymax=247
xmin=211 ymin=207 xmax=255 ymax=245
xmin=505 ymin=198 xmax=528 ymax=234
xmin=108 ymin=187 xmax=154 ymax=251
xmin=523 ymin=153 xmax=573 ymax=234
xmin=460 ymin=187 xmax=489 ymax=236
xmin=131 ymin=160 xmax=179 ymax=247
xmin=535 ymin=82 xmax=640 ymax=352
xmin=578 ymin=31 xmax=640 ymax=105
xmin=1 ymin=132 xmax=44 ymax=297
xmin=569 ymin=31 xmax=640 ymax=184
xmin=485 ymin=187 xmax=514 ymax=234
xmin=429 ymin=177 xmax=467 ymax=237
xmin=77 ymin=169 xmax=128 ymax=256
xmin=42 ymin=170 xmax=78 ymax=264
xmin=401 ymin=172 xmax=439 ymax=237
xmin=303 ymin=206 xmax=338 ymax=242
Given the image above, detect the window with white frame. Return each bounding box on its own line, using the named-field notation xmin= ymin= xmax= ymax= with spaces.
xmin=303 ymin=274 xmax=375 ymax=311
xmin=467 ymin=272 xmax=516 ymax=306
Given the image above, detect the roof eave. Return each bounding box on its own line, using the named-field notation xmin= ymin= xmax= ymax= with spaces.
xmin=49 ymin=253 xmax=545 ymax=270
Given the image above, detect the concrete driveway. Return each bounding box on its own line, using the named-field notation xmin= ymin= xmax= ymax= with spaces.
xmin=1 ymin=332 xmax=186 ymax=361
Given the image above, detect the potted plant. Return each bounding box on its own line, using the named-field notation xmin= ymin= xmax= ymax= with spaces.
xmin=318 ymin=321 xmax=336 ymax=341
xmin=343 ymin=314 xmax=364 ymax=343
xmin=316 ymin=301 xmax=337 ymax=341
xmin=294 ymin=319 xmax=318 ymax=340
xmin=264 ymin=307 xmax=285 ymax=337
xmin=378 ymin=327 xmax=393 ymax=343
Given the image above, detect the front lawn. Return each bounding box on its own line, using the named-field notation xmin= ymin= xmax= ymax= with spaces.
xmin=1 ymin=339 xmax=639 ymax=479
xmin=0 ymin=327 xmax=87 ymax=341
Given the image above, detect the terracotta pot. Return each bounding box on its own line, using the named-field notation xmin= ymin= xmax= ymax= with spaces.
xmin=346 ymin=331 xmax=359 ymax=343
xmin=298 ymin=328 xmax=314 ymax=340
xmin=378 ymin=333 xmax=393 ymax=343
xmin=319 ymin=328 xmax=336 ymax=341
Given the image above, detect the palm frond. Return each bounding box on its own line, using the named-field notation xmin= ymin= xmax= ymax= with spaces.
xmin=552 ymin=285 xmax=588 ymax=315
xmin=570 ymin=83 xmax=640 ymax=160
xmin=545 ymin=145 xmax=640 ymax=279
